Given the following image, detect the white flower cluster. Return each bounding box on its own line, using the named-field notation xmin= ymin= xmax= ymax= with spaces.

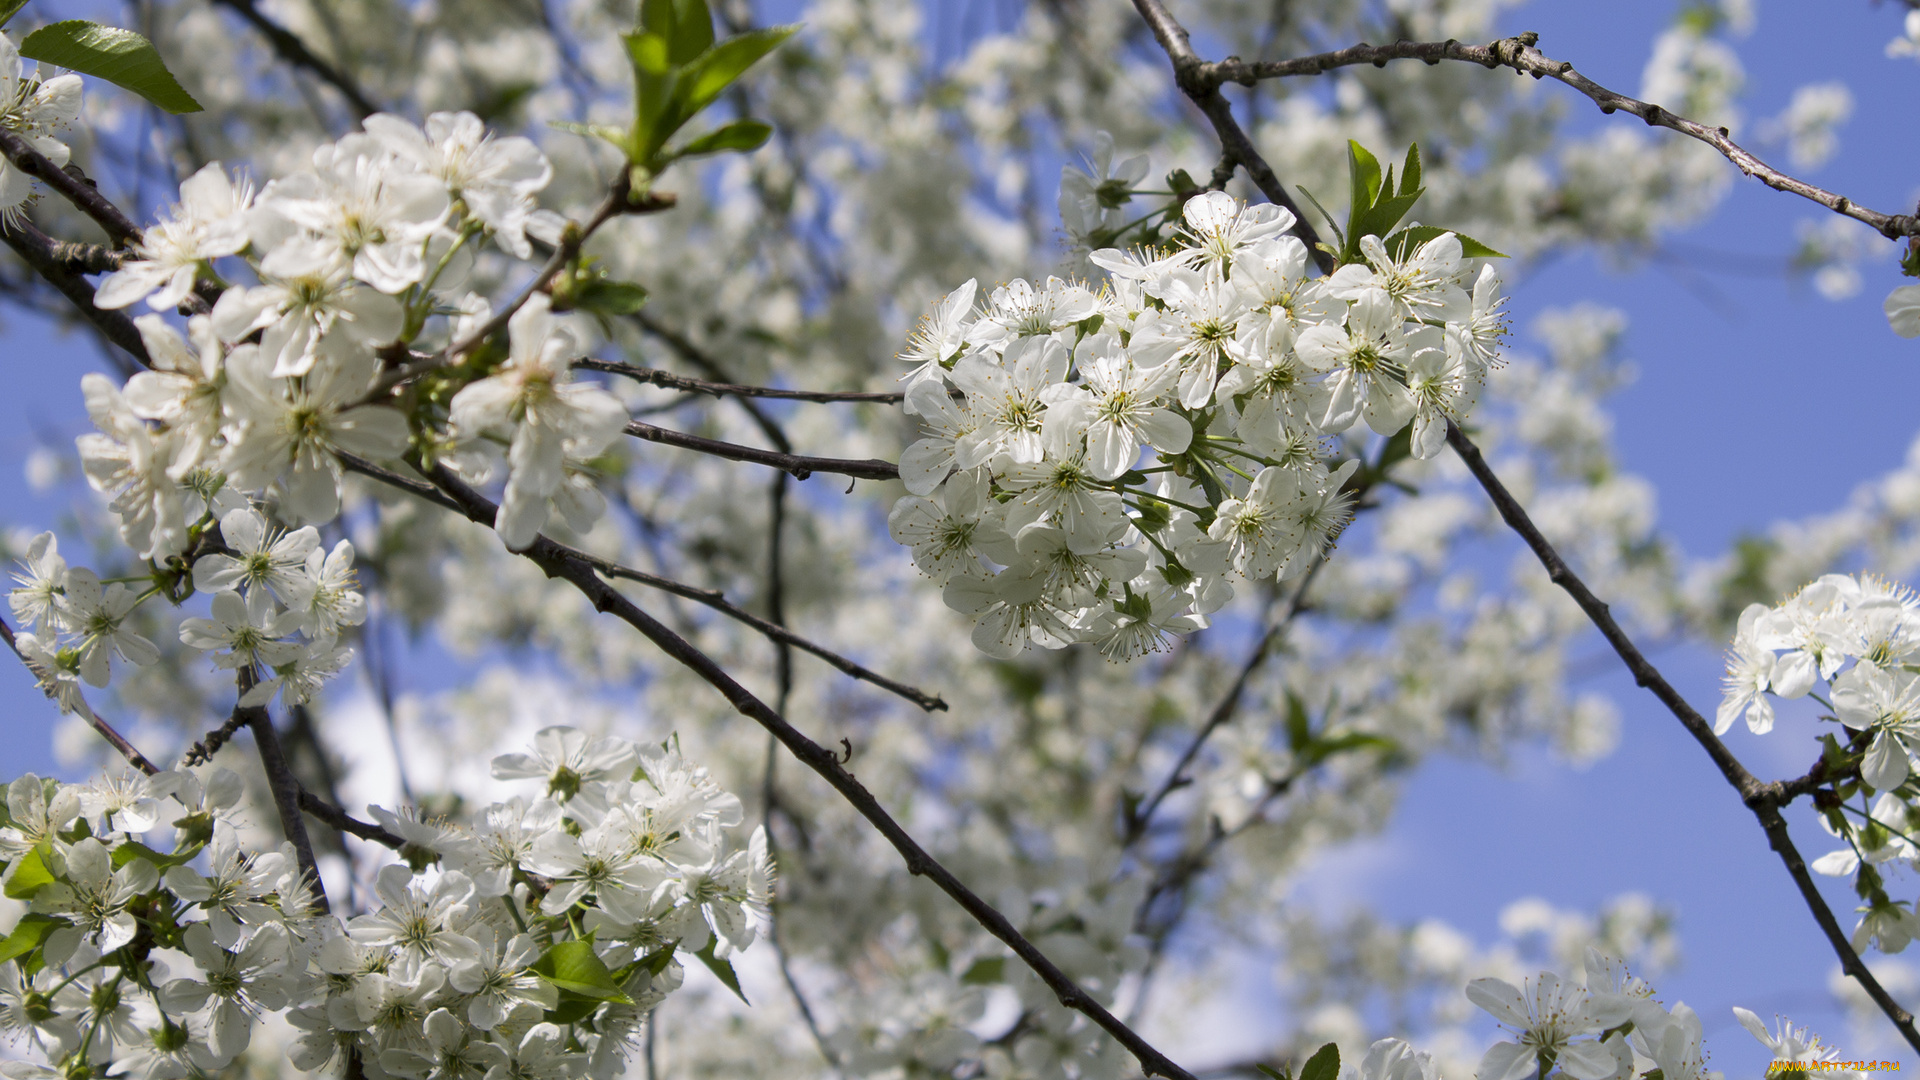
xmin=1466 ymin=950 xmax=1719 ymax=1080
xmin=891 ymin=191 xmax=1508 ymax=659
xmin=0 ymin=725 xmax=769 ymax=1080
xmin=1715 ymin=573 xmax=1920 ymax=956
xmin=80 ymin=109 xmax=624 ymax=553
xmin=9 ymin=508 xmax=365 ymax=714
xmin=0 ymin=32 xmax=82 ymax=225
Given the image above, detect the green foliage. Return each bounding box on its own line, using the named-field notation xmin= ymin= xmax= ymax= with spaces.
xmin=3 ymin=845 xmax=56 ymax=900
xmin=532 ymin=939 xmax=636 ymax=1004
xmin=576 ymin=0 xmax=795 ymax=190
xmin=1300 ymin=141 xmax=1504 ymax=266
xmin=20 ymin=20 xmax=202 ymax=114
xmin=693 ymin=937 xmax=748 ymax=1003
xmin=1300 ymin=1043 xmax=1341 ymax=1080
xmin=959 ymin=956 xmax=1006 ymax=984
xmin=0 ymin=0 xmax=28 ymax=29
xmin=0 ymin=914 xmax=66 ymax=964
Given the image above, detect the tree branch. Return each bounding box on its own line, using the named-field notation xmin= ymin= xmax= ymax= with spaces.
xmin=624 ymin=420 xmax=899 ymax=481
xmin=0 ymin=131 xmax=142 ymax=246
xmin=333 ymin=452 xmax=945 ymax=711
xmin=1445 ymin=421 xmax=1920 ymax=1054
xmin=1198 ymin=33 xmax=1920 ymax=240
xmin=1 ymin=221 xmax=149 ymax=376
xmin=208 ymin=0 xmax=384 ymax=120
xmin=235 ymin=673 xmax=331 ymax=914
xmin=403 ymin=459 xmax=1197 ymax=1080
xmin=577 ymin=358 xmax=905 ymax=404
xmin=1128 ymin=0 xmax=1330 ymax=269
xmin=0 ymin=615 xmax=159 ymax=775
xmin=297 ymin=789 xmax=406 ymax=849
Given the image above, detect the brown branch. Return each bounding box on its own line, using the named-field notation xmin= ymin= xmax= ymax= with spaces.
xmin=1444 ymin=421 xmax=1920 ymax=1055
xmin=625 ymin=421 xmax=899 ymax=481
xmin=334 ymin=452 xmax=945 ymax=711
xmin=235 ymin=673 xmax=330 ymax=914
xmin=1198 ymin=33 xmax=1920 ymax=241
xmin=1 ymin=221 xmax=151 ymax=374
xmin=297 ymin=789 xmax=406 ymax=849
xmin=405 ymin=460 xmax=1196 ymax=1080
xmin=577 ymin=358 xmax=905 ymax=404
xmin=0 ymin=131 xmax=142 ymax=246
xmin=208 ymin=0 xmax=383 ymax=120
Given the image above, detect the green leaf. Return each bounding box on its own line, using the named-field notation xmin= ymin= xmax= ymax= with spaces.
xmin=1384 ymin=225 xmax=1508 ymax=261
xmin=0 ymin=0 xmax=29 ymax=30
xmin=1293 ymin=186 xmax=1345 ymax=256
xmin=1303 ymin=732 xmax=1395 ymax=767
xmin=1254 ymin=1067 xmax=1289 ymax=1080
xmin=110 ymin=840 xmax=198 ymax=870
xmin=1346 ymin=140 xmax=1381 ymax=224
xmin=532 ymin=940 xmax=634 ymax=1004
xmin=3 ymin=846 xmax=56 ymax=900
xmin=959 ymin=957 xmax=1005 ymax=985
xmin=623 ymin=30 xmax=672 ymax=76
xmin=572 ymin=279 xmax=650 ymax=317
xmin=20 ymin=21 xmax=202 ymax=114
xmin=675 ymin=118 xmax=772 ymax=157
xmin=641 ymin=0 xmax=715 ymax=66
xmin=1300 ymin=1042 xmax=1340 ymax=1080
xmin=693 ymin=938 xmax=748 ymax=1004
xmin=680 ymin=26 xmax=797 ymax=119
xmin=0 ymin=914 xmax=67 ymax=964
xmin=1283 ymin=691 xmax=1310 ymax=752
xmin=1356 ymin=191 xmax=1422 ymax=245
xmin=1398 ymin=143 xmax=1422 ymax=198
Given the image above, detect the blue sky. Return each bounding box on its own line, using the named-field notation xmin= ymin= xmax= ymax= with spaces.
xmin=2 ymin=0 xmax=1919 ymax=1075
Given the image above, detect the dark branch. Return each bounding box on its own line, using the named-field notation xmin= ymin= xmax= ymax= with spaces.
xmin=1 ymin=221 xmax=151 ymax=374
xmin=625 ymin=421 xmax=899 ymax=481
xmin=0 ymin=615 xmax=159 ymax=775
xmin=236 ymin=674 xmax=330 ymax=914
xmin=334 ymin=452 xmax=945 ymax=711
xmin=578 ymin=358 xmax=905 ymax=404
xmin=1202 ymin=33 xmax=1919 ymax=240
xmin=1445 ymin=421 xmax=1920 ymax=1054
xmin=208 ymin=0 xmax=384 ymax=120
xmin=0 ymin=131 xmax=142 ymax=246
xmin=297 ymin=789 xmax=406 ymax=849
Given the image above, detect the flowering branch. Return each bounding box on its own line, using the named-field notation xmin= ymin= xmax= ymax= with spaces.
xmin=1444 ymin=420 xmax=1920 ymax=1055
xmin=0 ymin=612 xmax=159 ymax=773
xmin=576 ymin=357 xmax=906 ymax=403
xmin=404 ymin=459 xmax=1200 ymax=1080
xmin=207 ymin=0 xmax=384 ymax=120
xmin=1198 ymin=33 xmax=1920 ymax=241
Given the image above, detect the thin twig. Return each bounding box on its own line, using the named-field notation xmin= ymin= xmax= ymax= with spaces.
xmin=578 ymin=357 xmax=905 ymax=404
xmin=333 ymin=452 xmax=946 ymax=711
xmin=1197 ymin=33 xmax=1920 ymax=240
xmin=236 ymin=672 xmax=331 ymax=914
xmin=0 ymin=616 xmax=158 ymax=774
xmin=1444 ymin=421 xmax=1920 ymax=1054
xmin=625 ymin=421 xmax=899 ymax=482
xmin=208 ymin=0 xmax=384 ymax=120
xmin=407 ymin=460 xmax=1197 ymax=1080
xmin=0 ymin=131 xmax=142 ymax=246
xmin=297 ymin=789 xmax=406 ymax=849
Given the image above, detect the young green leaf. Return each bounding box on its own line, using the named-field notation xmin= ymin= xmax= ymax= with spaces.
xmin=20 ymin=20 xmax=202 ymax=114
xmin=1346 ymin=139 xmax=1382 ymax=227
xmin=0 ymin=0 xmax=30 ymax=29
xmin=532 ymin=940 xmax=635 ymax=1004
xmin=3 ymin=844 xmax=57 ymax=899
xmin=680 ymin=26 xmax=798 ymax=119
xmin=1384 ymin=225 xmax=1508 ymax=261
xmin=959 ymin=956 xmax=1006 ymax=984
xmin=694 ymin=938 xmax=749 ymax=1004
xmin=1294 ymin=185 xmax=1345 ymax=256
xmin=641 ymin=0 xmax=715 ymax=66
xmin=0 ymin=914 xmax=66 ymax=964
xmin=1284 ymin=690 xmax=1311 ymax=752
xmin=1300 ymin=1042 xmax=1341 ymax=1080
xmin=1398 ymin=143 xmax=1422 ymax=198
xmin=675 ymin=119 xmax=772 ymax=157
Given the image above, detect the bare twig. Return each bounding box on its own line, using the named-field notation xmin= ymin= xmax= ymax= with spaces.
xmin=236 ymin=672 xmax=331 ymax=913
xmin=402 ymin=461 xmax=1196 ymax=1080
xmin=0 ymin=131 xmax=143 ymax=246
xmin=625 ymin=421 xmax=899 ymax=481
xmin=333 ymin=452 xmax=946 ymax=711
xmin=297 ymin=789 xmax=406 ymax=849
xmin=0 ymin=616 xmax=159 ymax=775
xmin=208 ymin=0 xmax=384 ymax=120
xmin=1196 ymin=33 xmax=1920 ymax=241
xmin=1445 ymin=421 xmax=1920 ymax=1054
xmin=578 ymin=358 xmax=905 ymax=404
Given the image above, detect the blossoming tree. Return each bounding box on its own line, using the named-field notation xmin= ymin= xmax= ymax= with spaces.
xmin=0 ymin=0 xmax=1917 ymax=1076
